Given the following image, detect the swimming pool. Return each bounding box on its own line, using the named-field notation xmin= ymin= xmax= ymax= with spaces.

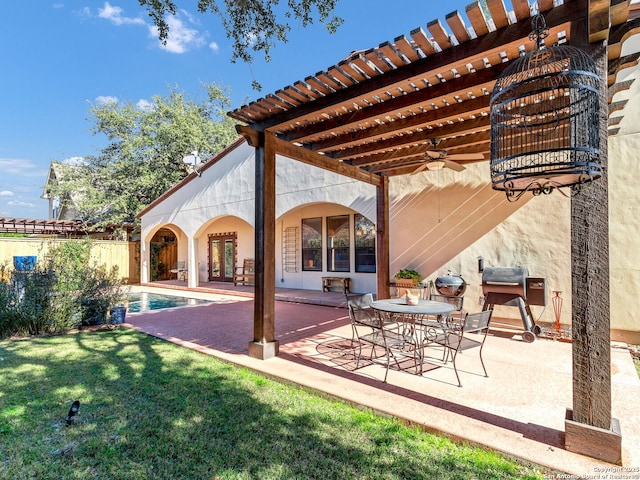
xmin=125 ymin=292 xmax=217 ymax=313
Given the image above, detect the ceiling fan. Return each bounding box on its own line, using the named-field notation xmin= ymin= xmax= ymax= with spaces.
xmin=411 ymin=138 xmax=485 ymax=174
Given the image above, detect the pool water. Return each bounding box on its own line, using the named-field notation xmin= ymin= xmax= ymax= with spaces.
xmin=125 ymin=292 xmax=215 ymax=313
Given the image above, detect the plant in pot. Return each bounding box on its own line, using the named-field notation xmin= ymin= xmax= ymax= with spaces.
xmin=394 ymin=268 xmax=422 ymax=287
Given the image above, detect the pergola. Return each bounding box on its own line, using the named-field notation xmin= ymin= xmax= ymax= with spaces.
xmin=0 ymin=217 xmax=89 ymax=236
xmin=229 ymin=0 xmax=639 ymax=463
xmin=0 ymin=217 xmax=134 ymax=238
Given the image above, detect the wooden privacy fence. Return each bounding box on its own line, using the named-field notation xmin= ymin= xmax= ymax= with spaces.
xmin=0 ymin=238 xmax=140 ymax=284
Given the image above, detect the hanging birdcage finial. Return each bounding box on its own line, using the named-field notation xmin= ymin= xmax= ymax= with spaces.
xmin=528 ymin=14 xmax=549 ymax=50
xmin=489 ymin=14 xmax=602 ymax=202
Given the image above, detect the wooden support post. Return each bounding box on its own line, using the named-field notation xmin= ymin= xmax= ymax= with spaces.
xmin=237 ymin=125 xmax=279 ymax=359
xmin=566 ymin=15 xmax=621 ymax=464
xmin=376 ymin=176 xmax=390 ymax=300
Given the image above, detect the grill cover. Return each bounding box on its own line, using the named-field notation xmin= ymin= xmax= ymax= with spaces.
xmin=482 ymin=267 xmax=529 ymax=296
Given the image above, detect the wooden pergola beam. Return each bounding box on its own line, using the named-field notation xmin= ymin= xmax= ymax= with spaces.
xmin=237 ymin=126 xmax=279 ymax=360
xmin=564 ymin=3 xmax=621 ymax=464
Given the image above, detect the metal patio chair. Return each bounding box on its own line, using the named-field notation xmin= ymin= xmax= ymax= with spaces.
xmin=347 ymin=295 xmax=416 ymax=382
xmin=429 ymin=293 xmax=465 ymax=326
xmin=345 ymin=293 xmax=376 ymax=346
xmin=429 ymin=309 xmax=493 ymax=387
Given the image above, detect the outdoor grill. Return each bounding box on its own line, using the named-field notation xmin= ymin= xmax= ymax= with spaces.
xmin=481 ymin=266 xmax=546 ymax=342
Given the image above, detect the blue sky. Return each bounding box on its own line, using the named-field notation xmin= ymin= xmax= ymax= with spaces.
xmin=1 ymin=1 xmax=474 ymax=219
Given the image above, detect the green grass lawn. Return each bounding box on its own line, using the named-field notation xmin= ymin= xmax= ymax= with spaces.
xmin=0 ymin=329 xmax=544 ymax=480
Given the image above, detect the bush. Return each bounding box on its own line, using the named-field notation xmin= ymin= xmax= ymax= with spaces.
xmin=77 ymin=264 xmax=126 ymax=325
xmin=0 ymin=240 xmax=125 ymax=339
xmin=0 ymin=264 xmax=77 ymax=338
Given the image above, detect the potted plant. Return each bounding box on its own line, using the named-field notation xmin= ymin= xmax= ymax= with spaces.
xmin=394 ymin=268 xmax=422 ymax=287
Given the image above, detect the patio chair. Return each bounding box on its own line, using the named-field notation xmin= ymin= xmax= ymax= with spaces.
xmin=429 ymin=309 xmax=493 ymax=387
xmin=346 ymin=293 xmax=375 ymax=346
xmin=170 ymin=261 xmax=187 ymax=281
xmin=429 ymin=293 xmax=465 ymax=326
xmin=347 ymin=299 xmax=416 ymax=382
xmin=233 ymin=258 xmax=255 ymax=286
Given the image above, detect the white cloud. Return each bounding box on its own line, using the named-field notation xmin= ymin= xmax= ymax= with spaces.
xmin=245 ymin=32 xmax=258 ymax=49
xmin=95 ymin=95 xmax=119 ymax=105
xmin=53 ymin=3 xmax=64 ymax=9
xmin=62 ymin=156 xmax=86 ymax=166
xmin=149 ymin=15 xmax=204 ymax=54
xmin=136 ymin=99 xmax=154 ymax=111
xmin=8 ymin=200 xmax=35 ymax=208
xmin=92 ymin=3 xmax=209 ymax=55
xmin=98 ymin=2 xmax=145 ymax=26
xmin=0 ymin=158 xmax=47 ymax=177
xmin=0 ymin=191 xmax=14 ymax=197
xmin=179 ymin=9 xmax=199 ymax=25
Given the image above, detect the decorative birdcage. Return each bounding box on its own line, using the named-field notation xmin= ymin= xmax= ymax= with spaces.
xmin=490 ymin=14 xmax=601 ymax=201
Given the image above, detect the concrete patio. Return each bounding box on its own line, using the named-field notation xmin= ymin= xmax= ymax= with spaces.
xmin=123 ymin=283 xmax=640 ymax=476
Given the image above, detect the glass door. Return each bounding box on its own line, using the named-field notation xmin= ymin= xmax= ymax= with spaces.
xmin=208 ymin=233 xmax=236 ymax=282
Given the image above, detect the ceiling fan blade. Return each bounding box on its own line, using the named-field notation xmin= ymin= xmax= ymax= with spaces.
xmin=445 ymin=153 xmax=485 ymax=161
xmin=411 ymin=163 xmax=430 ymax=175
xmin=442 ymin=159 xmax=466 ymax=172
xmin=424 ymin=150 xmax=442 ymax=159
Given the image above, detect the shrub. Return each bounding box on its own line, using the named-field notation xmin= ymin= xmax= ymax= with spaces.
xmin=0 ymin=240 xmax=125 ymax=339
xmin=0 ymin=263 xmax=77 ymax=338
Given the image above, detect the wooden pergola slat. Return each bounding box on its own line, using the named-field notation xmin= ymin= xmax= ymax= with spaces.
xmin=393 ymin=35 xmax=423 ymax=62
xmin=427 ymin=19 xmax=453 ymax=50
xmin=446 ymin=10 xmax=472 ymax=44
xmin=511 ymin=0 xmax=532 ymax=21
xmin=486 ymin=0 xmax=510 ymax=29
xmin=466 ymin=2 xmax=490 ymax=36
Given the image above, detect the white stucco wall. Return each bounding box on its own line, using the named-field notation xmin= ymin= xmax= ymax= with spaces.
xmin=276 ymin=203 xmax=378 ymax=294
xmin=608 ymin=132 xmax=640 ymax=337
xmin=141 ymin=142 xmax=376 ymax=237
xmin=140 ymin=141 xmax=378 ymax=289
xmin=388 ymin=161 xmax=572 ymax=327
xmin=606 ymin=43 xmax=640 ymax=338
xmin=142 ymin=143 xmax=257 ymax=238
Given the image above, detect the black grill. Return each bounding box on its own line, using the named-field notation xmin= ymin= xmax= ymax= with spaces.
xmin=481 ymin=267 xmax=546 ymax=342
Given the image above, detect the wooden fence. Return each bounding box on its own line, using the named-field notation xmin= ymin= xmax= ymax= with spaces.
xmin=0 ymin=238 xmax=140 ymax=284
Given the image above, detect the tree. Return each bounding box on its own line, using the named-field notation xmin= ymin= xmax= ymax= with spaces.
xmin=139 ymin=0 xmax=343 ymax=65
xmin=49 ymin=83 xmax=238 ymax=228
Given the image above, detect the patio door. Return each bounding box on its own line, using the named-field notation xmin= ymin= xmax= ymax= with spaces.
xmin=208 ymin=233 xmax=236 ymax=282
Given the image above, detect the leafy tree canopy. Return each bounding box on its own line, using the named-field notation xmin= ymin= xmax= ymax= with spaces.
xmin=49 ymin=83 xmax=238 ymax=229
xmin=139 ymin=0 xmax=343 ymax=66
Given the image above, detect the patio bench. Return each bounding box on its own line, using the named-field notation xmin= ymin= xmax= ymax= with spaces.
xmin=233 ymin=258 xmax=255 ymax=286
xmin=322 ymin=276 xmax=351 ymax=294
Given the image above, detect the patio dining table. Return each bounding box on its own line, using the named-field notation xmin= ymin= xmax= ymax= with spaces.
xmin=370 ymin=298 xmax=456 ymax=374
xmin=370 ymin=298 xmax=455 ymax=318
